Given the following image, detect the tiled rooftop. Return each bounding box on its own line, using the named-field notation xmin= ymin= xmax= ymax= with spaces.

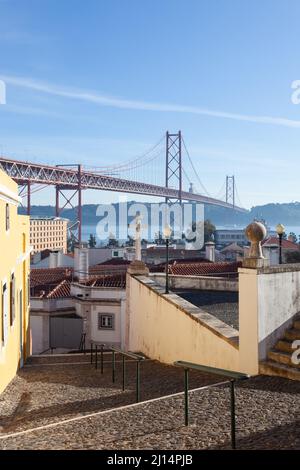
xmin=263 ymin=236 xmax=299 ymax=250
xmin=31 ymin=269 xmax=126 ymax=298
xmin=46 ymin=280 xmax=71 ymax=299
xmin=169 ymin=261 xmax=241 ymax=276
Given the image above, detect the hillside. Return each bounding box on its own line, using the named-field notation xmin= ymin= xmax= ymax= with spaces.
xmin=18 ymin=201 xmax=300 ymax=226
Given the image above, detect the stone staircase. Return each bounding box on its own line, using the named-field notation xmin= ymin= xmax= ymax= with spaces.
xmin=260 ymin=316 xmax=300 ymax=381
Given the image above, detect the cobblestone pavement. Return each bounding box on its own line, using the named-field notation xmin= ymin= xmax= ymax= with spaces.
xmin=0 ymin=355 xmax=299 ymax=450
xmin=176 ymin=290 xmax=239 ymax=330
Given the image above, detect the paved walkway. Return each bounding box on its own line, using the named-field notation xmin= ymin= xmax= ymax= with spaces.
xmin=0 ymin=355 xmax=299 ymax=449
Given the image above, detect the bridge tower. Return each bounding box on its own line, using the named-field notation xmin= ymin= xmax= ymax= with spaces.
xmin=165 ymin=131 xmax=182 ymax=204
xmin=55 ymin=164 xmax=82 ymax=244
xmin=226 ymin=175 xmax=235 ymax=208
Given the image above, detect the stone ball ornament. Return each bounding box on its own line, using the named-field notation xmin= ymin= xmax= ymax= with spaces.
xmin=245 ymin=221 xmax=267 ymax=244
xmin=243 ymin=221 xmax=269 ymax=268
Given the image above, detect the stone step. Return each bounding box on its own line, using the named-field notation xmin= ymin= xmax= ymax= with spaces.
xmin=275 ymin=339 xmax=295 ymax=353
xmin=260 ymin=360 xmax=300 ymax=381
xmin=268 ymin=350 xmax=300 ymax=368
xmin=294 ymin=320 xmax=300 ymax=330
xmin=285 ymin=328 xmax=300 ymax=341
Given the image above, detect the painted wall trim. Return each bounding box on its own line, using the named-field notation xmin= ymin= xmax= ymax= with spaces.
xmin=0 ymin=183 xmax=22 ymax=205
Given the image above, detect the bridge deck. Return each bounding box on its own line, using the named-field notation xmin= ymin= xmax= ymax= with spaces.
xmin=0 ymin=156 xmax=247 ymax=212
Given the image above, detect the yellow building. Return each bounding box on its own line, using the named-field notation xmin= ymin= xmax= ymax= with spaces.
xmin=0 ymin=169 xmax=31 ymax=394
xmin=30 ymin=217 xmax=68 ymax=254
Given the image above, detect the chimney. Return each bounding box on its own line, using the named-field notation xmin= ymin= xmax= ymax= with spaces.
xmin=74 ymin=242 xmax=89 ymax=283
xmin=49 ymin=251 xmax=59 ymax=269
xmin=205 ymin=241 xmax=215 ymax=262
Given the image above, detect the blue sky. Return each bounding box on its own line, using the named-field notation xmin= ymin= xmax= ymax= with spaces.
xmin=1 ymin=0 xmax=300 ymax=209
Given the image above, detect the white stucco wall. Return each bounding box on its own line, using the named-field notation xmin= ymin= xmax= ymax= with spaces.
xmin=90 ymin=304 xmax=122 ymax=346
xmin=239 ymin=264 xmax=300 ymax=374
xmin=127 ymin=275 xmax=239 ymax=372
xmin=30 ymin=314 xmax=49 ymax=354
xmin=258 ymin=267 xmax=300 ymax=358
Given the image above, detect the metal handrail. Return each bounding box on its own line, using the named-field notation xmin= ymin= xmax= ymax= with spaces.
xmin=174 ymin=361 xmax=250 ymax=450
xmin=91 ymin=342 xmax=145 ymax=402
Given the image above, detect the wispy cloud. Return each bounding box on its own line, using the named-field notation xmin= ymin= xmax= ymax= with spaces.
xmin=2 ymin=74 xmax=300 ymax=129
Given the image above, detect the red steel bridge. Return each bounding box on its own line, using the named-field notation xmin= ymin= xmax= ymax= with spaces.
xmin=0 ymin=131 xmax=247 ymax=241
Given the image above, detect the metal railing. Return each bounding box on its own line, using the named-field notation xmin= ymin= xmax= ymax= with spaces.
xmin=174 ymin=361 xmax=250 ymax=450
xmin=90 ymin=342 xmax=145 ymax=402
xmin=78 ymin=333 xmax=86 ymax=353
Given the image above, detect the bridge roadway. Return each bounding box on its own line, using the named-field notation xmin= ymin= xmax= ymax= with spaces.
xmin=0 ymin=156 xmax=247 ymax=212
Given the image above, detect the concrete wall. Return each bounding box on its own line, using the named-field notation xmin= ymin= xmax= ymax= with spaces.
xmin=30 ymin=314 xmax=49 ymax=354
xmin=71 ymin=283 xmax=126 ymax=348
xmin=150 ymin=273 xmax=238 ymax=291
xmin=239 ymin=264 xmax=300 ymax=374
xmin=258 ymin=266 xmax=300 ymax=357
xmin=127 ymin=275 xmax=239 ymax=371
xmin=90 ymin=303 xmax=122 ymax=347
xmin=31 ymin=297 xmax=73 ymax=312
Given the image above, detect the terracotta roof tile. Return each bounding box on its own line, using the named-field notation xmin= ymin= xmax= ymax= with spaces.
xmin=46 ymin=280 xmax=71 ymax=299
xmin=262 ymin=236 xmax=299 ymax=250
xmin=169 ymin=261 xmax=241 ymax=276
xmin=86 ymin=274 xmax=126 ymax=288
xmin=30 ymin=268 xmax=73 ymax=288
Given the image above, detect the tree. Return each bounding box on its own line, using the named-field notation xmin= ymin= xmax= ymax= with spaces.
xmin=67 ymin=233 xmax=76 ymax=253
xmin=288 ymin=232 xmax=297 ymax=243
xmin=125 ymin=235 xmax=134 ymax=247
xmin=154 ymin=231 xmax=163 ymax=245
xmin=88 ymin=234 xmax=97 ymax=248
xmin=285 ymin=250 xmax=300 ymax=263
xmin=107 ymin=237 xmax=119 ymax=248
xmin=204 ymin=220 xmax=216 ymax=243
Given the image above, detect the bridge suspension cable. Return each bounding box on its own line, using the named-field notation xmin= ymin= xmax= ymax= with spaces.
xmin=181 ymin=137 xmax=211 ymax=197
xmin=84 ymin=135 xmax=165 ymax=174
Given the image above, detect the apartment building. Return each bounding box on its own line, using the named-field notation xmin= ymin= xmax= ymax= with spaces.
xmin=30 ymin=217 xmax=68 ymax=254
xmin=0 ymin=169 xmax=31 ymax=393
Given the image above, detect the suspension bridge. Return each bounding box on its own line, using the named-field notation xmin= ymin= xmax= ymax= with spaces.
xmin=0 ymin=131 xmax=247 ymax=241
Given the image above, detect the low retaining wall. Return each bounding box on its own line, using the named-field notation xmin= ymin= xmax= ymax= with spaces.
xmin=150 ymin=273 xmax=238 ymax=291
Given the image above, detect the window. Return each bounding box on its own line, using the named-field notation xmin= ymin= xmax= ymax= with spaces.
xmin=98 ymin=314 xmax=114 ymax=330
xmin=5 ymin=203 xmax=9 ymax=231
xmin=22 ymin=233 xmax=26 ymax=253
xmin=10 ymin=273 xmax=15 ymax=326
xmin=1 ymin=283 xmax=8 ymax=345
xmin=27 ymin=274 xmax=30 ymax=306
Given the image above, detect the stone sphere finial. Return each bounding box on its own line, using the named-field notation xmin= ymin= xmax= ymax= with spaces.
xmin=243 ymin=221 xmax=268 ymax=268
xmin=245 ymin=221 xmax=267 ymax=244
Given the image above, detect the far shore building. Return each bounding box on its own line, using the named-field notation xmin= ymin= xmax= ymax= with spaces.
xmin=30 ymin=217 xmax=68 ymax=254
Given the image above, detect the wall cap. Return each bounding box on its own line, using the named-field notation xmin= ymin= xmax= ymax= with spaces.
xmin=240 ymin=263 xmax=300 ymax=275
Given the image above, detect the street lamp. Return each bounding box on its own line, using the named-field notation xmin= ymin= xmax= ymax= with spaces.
xmin=163 ymin=224 xmax=172 ymax=294
xmin=276 ymin=223 xmax=285 ymax=265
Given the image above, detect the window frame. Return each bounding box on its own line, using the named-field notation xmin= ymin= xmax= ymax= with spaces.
xmin=98 ymin=313 xmax=115 ymax=330
xmin=5 ymin=203 xmax=10 ymax=231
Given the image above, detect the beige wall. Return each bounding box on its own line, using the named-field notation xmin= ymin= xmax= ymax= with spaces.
xmin=0 ymin=169 xmax=30 ymax=393
xmin=127 ymin=275 xmax=239 ymax=371
xmin=238 ymin=268 xmax=259 ymax=374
